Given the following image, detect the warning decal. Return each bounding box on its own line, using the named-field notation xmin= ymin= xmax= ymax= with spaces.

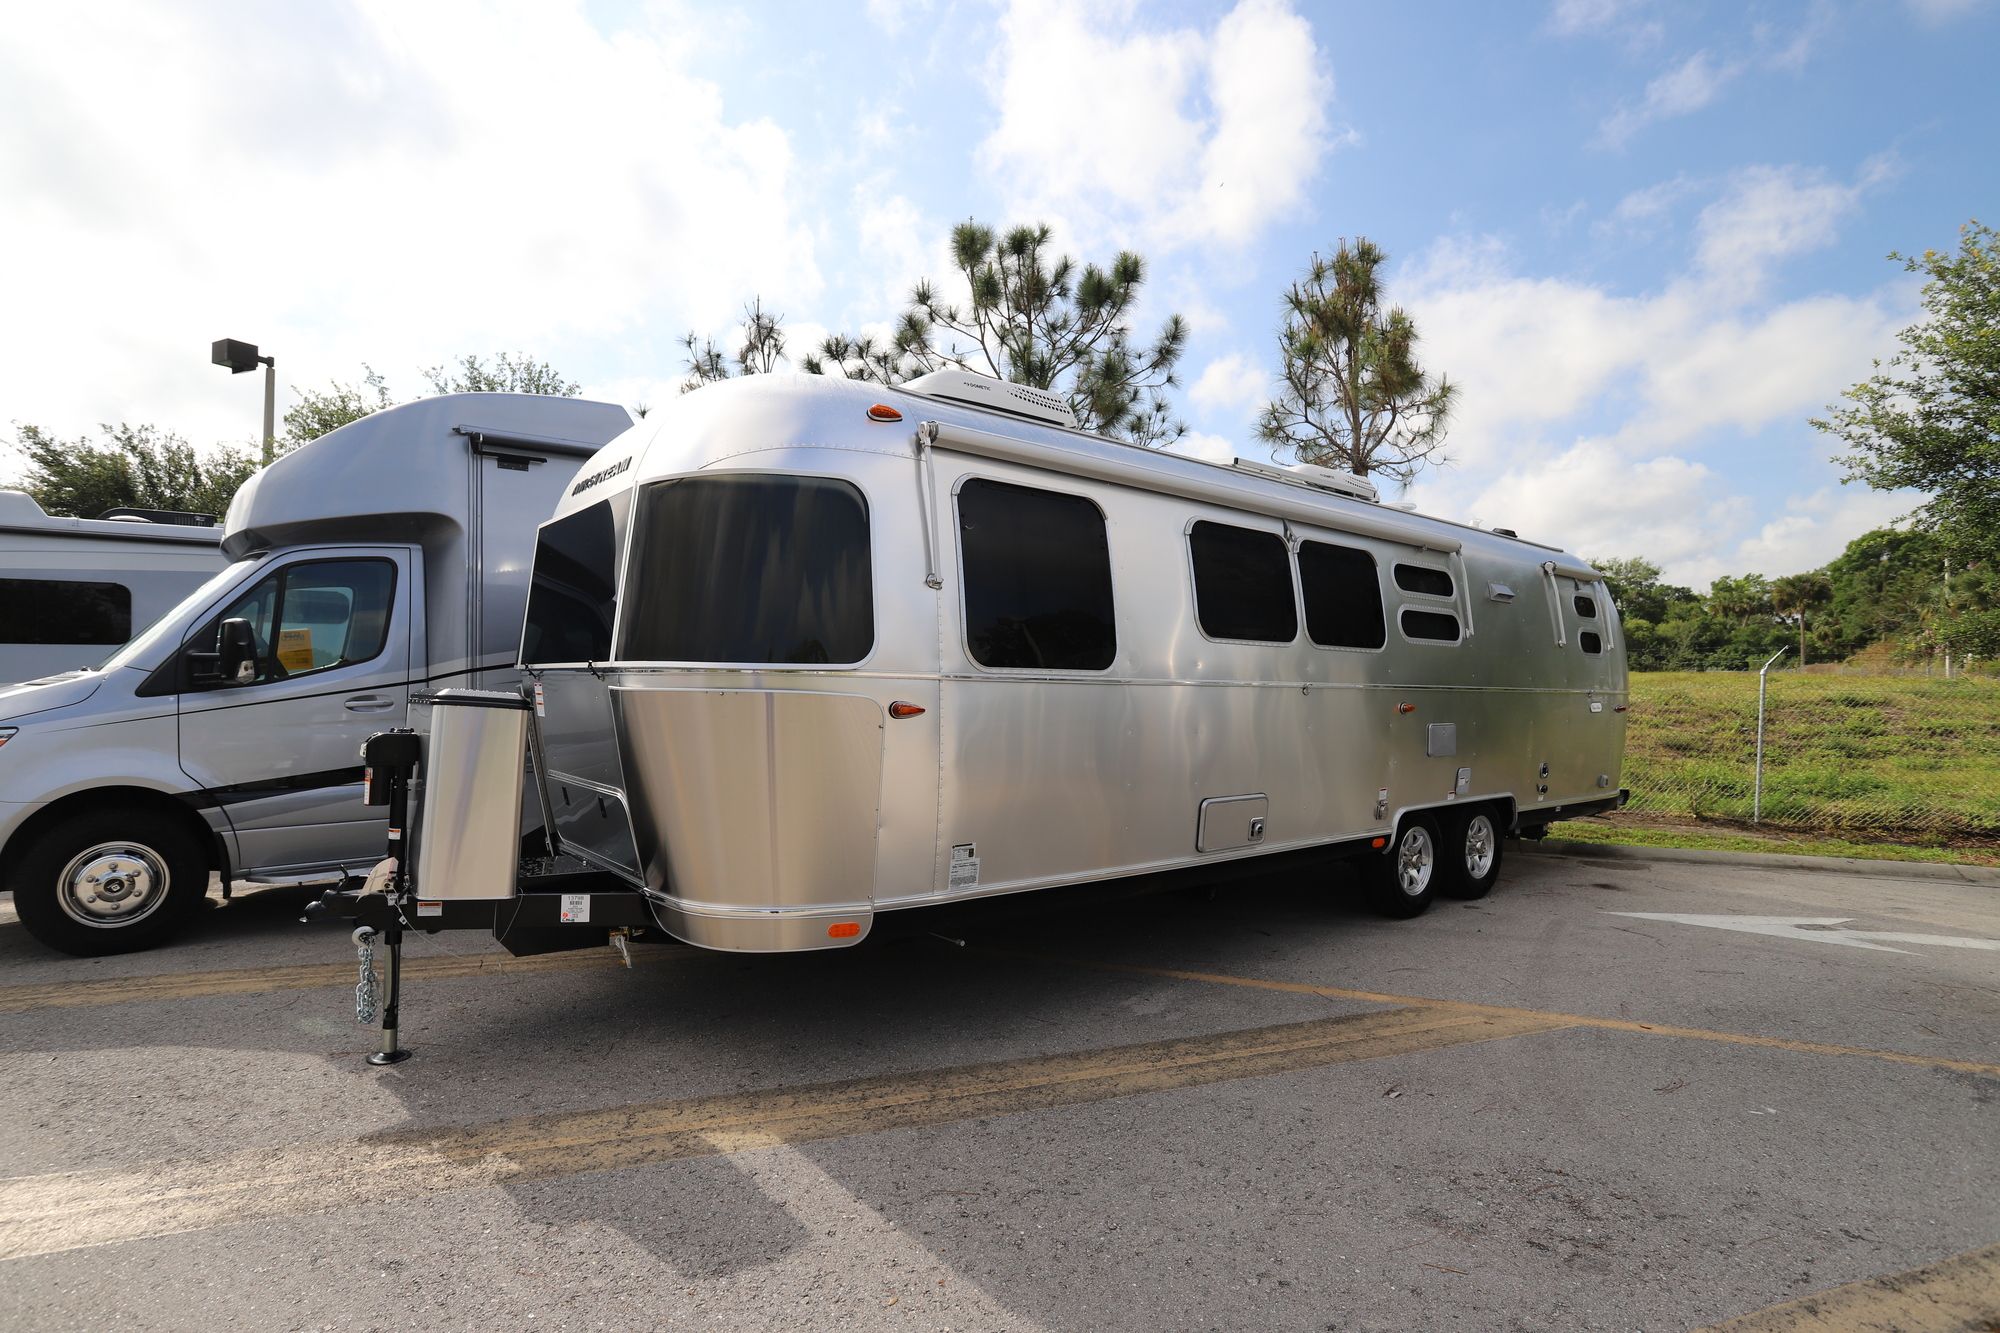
xmin=276 ymin=628 xmax=315 ymax=672
xmin=948 ymin=844 xmax=980 ymax=890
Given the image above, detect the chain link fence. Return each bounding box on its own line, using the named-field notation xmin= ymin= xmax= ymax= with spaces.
xmin=1612 ymin=671 xmax=2000 ymax=847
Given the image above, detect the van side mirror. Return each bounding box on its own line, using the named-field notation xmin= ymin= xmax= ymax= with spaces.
xmin=217 ymin=618 xmax=258 ymax=683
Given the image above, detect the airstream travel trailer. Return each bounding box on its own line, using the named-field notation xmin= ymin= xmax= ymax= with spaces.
xmin=0 ymin=394 xmax=632 ymax=956
xmin=309 ymin=370 xmax=1628 ymax=1052
xmin=0 ymin=491 xmax=225 ymax=686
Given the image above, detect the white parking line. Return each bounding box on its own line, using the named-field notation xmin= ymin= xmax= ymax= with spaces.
xmin=1609 ymin=912 xmax=2000 ymax=954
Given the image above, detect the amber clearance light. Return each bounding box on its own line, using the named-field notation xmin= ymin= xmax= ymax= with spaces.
xmin=867 ymin=404 xmax=903 ymax=422
xmin=828 ymin=922 xmax=862 ymax=939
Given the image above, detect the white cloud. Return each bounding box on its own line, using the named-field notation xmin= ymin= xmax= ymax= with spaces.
xmin=1165 ymin=431 xmax=1239 ymax=465
xmin=1188 ymin=352 xmax=1268 ymax=415
xmin=1692 ymin=161 xmax=1886 ymax=292
xmin=0 ymin=3 xmax=821 ymax=448
xmin=864 ymin=0 xmax=933 ymax=34
xmin=978 ymin=0 xmax=1335 ymax=250
xmin=1728 ymin=485 xmax=1914 ymax=578
xmin=1599 ymin=50 xmax=1741 ymax=147
xmin=1904 ymin=0 xmax=1984 ymax=21
xmin=1548 ymin=0 xmax=1638 ymax=35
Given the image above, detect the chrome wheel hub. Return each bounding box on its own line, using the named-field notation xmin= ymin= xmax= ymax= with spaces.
xmin=1395 ymin=826 xmax=1434 ymax=896
xmin=58 ymin=843 xmax=170 ymax=928
xmin=1464 ymin=815 xmax=1496 ymax=879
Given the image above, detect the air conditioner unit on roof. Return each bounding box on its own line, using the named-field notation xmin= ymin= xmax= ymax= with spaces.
xmin=1229 ymin=457 xmax=1380 ymax=504
xmin=902 ymin=371 xmax=1078 ymax=430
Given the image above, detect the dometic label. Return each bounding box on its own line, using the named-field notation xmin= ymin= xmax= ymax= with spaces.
xmin=560 ymin=893 xmax=590 ymax=923
xmin=949 ymin=844 xmax=980 ymax=890
xmin=416 ymin=900 xmax=443 ymax=918
xmin=569 ymin=455 xmax=631 ymax=496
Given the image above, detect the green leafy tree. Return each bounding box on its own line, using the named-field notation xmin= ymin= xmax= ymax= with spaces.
xmin=1770 ymin=572 xmax=1833 ymax=666
xmin=680 ymin=298 xmax=790 ymax=393
xmin=281 ymin=366 xmax=393 ymax=451
xmin=1257 ymin=238 xmax=1456 ymax=484
xmin=1584 ymin=555 xmax=1702 ymax=670
xmin=806 ymin=221 xmax=1190 ymax=446
xmin=423 ymin=352 xmax=579 ymax=396
xmin=10 ymin=423 xmax=255 ymax=520
xmin=1815 ymin=220 xmax=1997 ymax=558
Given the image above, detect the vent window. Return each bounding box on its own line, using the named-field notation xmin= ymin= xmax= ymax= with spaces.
xmin=1400 ymin=608 xmax=1462 ymax=643
xmin=1189 ymin=521 xmax=1297 ymax=643
xmin=1394 ymin=564 xmax=1454 ymax=598
xmin=1574 ymin=594 xmax=1598 ymax=618
xmin=1298 ymin=541 xmax=1385 ymax=650
xmin=622 ymin=475 xmax=873 ymax=665
xmin=957 ymin=478 xmax=1116 ymax=671
xmin=1580 ymin=630 xmax=1604 ymax=654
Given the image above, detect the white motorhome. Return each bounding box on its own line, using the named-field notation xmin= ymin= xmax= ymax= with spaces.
xmin=0 ymin=491 xmax=225 ymax=686
xmin=0 ymin=393 xmax=632 ymax=956
xmin=313 ymin=371 xmax=1629 ymax=1021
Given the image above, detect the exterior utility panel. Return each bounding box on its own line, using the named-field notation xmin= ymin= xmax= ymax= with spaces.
xmin=0 ymin=394 xmax=631 ymax=956
xmin=0 ymin=491 xmax=225 ymax=686
xmin=524 ymin=373 xmax=1627 ymax=953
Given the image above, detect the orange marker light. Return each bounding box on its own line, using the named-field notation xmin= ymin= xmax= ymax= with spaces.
xmin=867 ymin=404 xmax=903 ymax=422
xmin=888 ymin=701 xmax=926 ymax=719
xmin=828 ymin=921 xmax=861 ymax=939
xmin=1371 ymin=836 xmax=1389 ymax=849
xmin=1396 ymin=702 xmax=1417 ymax=714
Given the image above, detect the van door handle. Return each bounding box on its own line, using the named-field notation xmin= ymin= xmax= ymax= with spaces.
xmin=343 ymin=695 xmax=397 ymax=713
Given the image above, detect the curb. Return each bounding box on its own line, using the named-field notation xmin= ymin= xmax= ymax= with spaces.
xmin=1521 ymin=838 xmax=2000 ymax=887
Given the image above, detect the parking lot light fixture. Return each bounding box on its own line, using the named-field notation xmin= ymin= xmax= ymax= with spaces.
xmin=211 ymin=337 xmax=277 ymax=465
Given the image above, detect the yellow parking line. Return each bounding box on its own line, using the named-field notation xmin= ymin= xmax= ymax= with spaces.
xmin=0 ymin=947 xmax=669 ymax=1016
xmin=1696 ymin=1240 xmax=2000 ymax=1330
xmin=1023 ymin=956 xmax=2000 ymax=1079
xmin=0 ymin=1004 xmax=1571 ymax=1261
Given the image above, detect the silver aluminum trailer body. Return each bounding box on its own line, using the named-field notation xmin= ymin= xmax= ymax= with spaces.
xmin=0 ymin=394 xmax=632 ymax=955
xmin=522 ymin=373 xmax=1627 ymax=953
xmin=0 ymin=491 xmax=225 ymax=686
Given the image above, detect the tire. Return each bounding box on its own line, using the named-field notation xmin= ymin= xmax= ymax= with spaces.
xmin=1365 ymin=814 xmax=1442 ymax=919
xmin=11 ymin=809 xmax=209 ymax=957
xmin=1440 ymin=807 xmax=1504 ymax=900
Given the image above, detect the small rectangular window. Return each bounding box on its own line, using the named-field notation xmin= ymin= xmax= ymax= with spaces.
xmin=523 ymin=500 xmax=621 ymax=664
xmin=623 ymin=475 xmax=873 ymax=664
xmin=190 ymin=558 xmax=396 ymax=686
xmin=0 ymin=579 xmax=131 ymax=645
xmin=958 ymin=478 xmax=1116 ymax=671
xmin=1574 ymin=594 xmax=1598 ymax=618
xmin=1189 ymin=520 xmax=1297 ymax=642
xmin=1579 ymin=630 xmax=1603 ymax=654
xmin=1394 ymin=564 xmax=1454 ymax=598
xmin=1298 ymin=540 xmax=1384 ymax=649
xmin=1400 ymin=608 xmax=1461 ymax=642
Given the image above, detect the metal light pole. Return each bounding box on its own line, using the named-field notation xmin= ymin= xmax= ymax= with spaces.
xmin=1752 ymin=646 xmax=1789 ymax=824
xmin=211 ymin=338 xmax=277 ymax=464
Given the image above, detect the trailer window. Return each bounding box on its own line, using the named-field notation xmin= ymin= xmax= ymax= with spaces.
xmin=1393 ymin=564 xmax=1454 ymax=598
xmin=1573 ymin=594 xmax=1598 ymax=618
xmin=622 ymin=475 xmax=873 ymax=665
xmin=1297 ymin=541 xmax=1385 ymax=650
xmin=0 ymin=579 xmax=131 ymax=645
xmin=1189 ymin=521 xmax=1297 ymax=643
xmin=1579 ymin=630 xmax=1604 ymax=654
xmin=957 ymin=478 xmax=1116 ymax=671
xmin=1400 ymin=608 xmax=1461 ymax=643
xmin=523 ymin=500 xmax=621 ymax=664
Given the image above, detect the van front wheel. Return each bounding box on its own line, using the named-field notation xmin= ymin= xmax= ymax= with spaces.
xmin=12 ymin=811 xmax=208 ymax=957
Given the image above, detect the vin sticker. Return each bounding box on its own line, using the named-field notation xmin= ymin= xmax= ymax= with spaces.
xmin=948 ymin=844 xmax=979 ymax=890
xmin=560 ymin=893 xmax=589 ymax=924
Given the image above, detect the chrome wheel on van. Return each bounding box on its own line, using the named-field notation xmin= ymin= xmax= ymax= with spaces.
xmin=57 ymin=843 xmax=171 ymax=928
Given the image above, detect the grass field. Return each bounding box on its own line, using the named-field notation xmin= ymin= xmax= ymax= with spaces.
xmin=1574 ymin=670 xmax=2000 ymax=854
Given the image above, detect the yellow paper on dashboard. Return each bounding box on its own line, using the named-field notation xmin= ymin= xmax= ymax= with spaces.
xmin=276 ymin=628 xmax=315 ymax=671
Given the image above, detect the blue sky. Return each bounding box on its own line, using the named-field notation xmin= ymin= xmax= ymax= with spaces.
xmin=3 ymin=0 xmax=1993 ymax=585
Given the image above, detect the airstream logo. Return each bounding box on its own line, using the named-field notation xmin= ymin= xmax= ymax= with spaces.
xmin=570 ymin=456 xmax=631 ymax=496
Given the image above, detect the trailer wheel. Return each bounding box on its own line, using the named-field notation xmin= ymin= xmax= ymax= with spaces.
xmin=1366 ymin=815 xmax=1441 ymax=919
xmin=1440 ymin=808 xmax=1504 ymax=900
xmin=11 ymin=810 xmax=208 ymax=957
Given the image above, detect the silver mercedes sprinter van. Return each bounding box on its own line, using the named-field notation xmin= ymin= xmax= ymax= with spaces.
xmin=0 ymin=393 xmax=631 ymax=955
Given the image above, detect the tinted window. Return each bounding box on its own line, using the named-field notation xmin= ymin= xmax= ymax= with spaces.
xmin=1400 ymin=608 xmax=1461 ymax=642
xmin=1189 ymin=521 xmax=1296 ymax=642
xmin=192 ymin=559 xmax=395 ymax=685
xmin=1394 ymin=564 xmax=1454 ymax=598
xmin=1574 ymin=594 xmax=1598 ymax=618
xmin=622 ymin=475 xmax=872 ymax=664
xmin=1580 ymin=630 xmax=1604 ymax=654
xmin=523 ymin=500 xmax=620 ymax=664
xmin=958 ymin=478 xmax=1115 ymax=671
xmin=0 ymin=579 xmax=130 ymax=644
xmin=1298 ymin=540 xmax=1384 ymax=650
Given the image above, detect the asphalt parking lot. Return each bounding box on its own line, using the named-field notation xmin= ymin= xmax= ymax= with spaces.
xmin=1 ymin=846 xmax=1995 ymax=1332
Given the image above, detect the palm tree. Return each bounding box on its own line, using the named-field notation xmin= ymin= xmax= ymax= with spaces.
xmin=1772 ymin=573 xmax=1833 ymax=666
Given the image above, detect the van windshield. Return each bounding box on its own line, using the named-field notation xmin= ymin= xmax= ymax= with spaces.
xmin=95 ymin=557 xmax=266 ymax=673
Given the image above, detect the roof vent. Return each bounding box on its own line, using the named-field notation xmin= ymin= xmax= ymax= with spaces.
xmin=902 ymin=371 xmax=1077 ymax=430
xmin=1228 ymin=457 xmax=1380 ymax=504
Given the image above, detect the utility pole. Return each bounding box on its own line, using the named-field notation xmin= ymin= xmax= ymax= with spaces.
xmin=211 ymin=338 xmax=277 ymax=465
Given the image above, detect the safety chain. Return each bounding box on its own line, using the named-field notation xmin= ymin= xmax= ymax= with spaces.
xmin=352 ymin=926 xmax=379 ymax=1025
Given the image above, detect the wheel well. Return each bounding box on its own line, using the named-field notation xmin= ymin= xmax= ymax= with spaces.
xmin=1396 ymin=797 xmax=1517 ymax=837
xmin=1 ymin=788 xmax=227 ymax=889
